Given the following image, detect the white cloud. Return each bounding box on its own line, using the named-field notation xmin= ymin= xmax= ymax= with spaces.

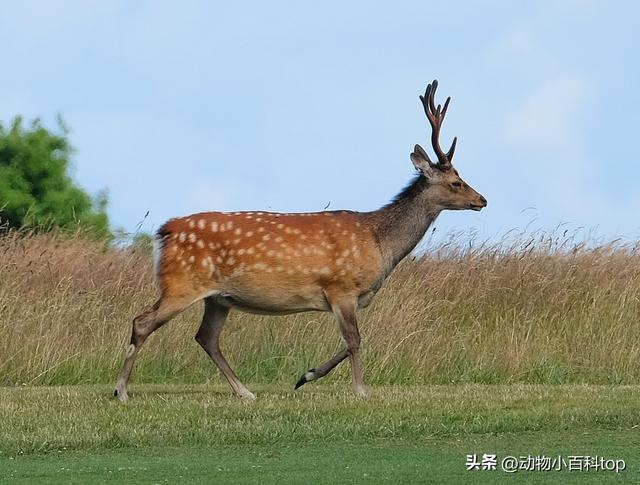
xmin=504 ymin=75 xmax=592 ymax=150
xmin=500 ymin=75 xmax=595 ymax=219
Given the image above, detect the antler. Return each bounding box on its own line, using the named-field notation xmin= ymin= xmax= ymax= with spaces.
xmin=418 ymin=79 xmax=457 ymax=168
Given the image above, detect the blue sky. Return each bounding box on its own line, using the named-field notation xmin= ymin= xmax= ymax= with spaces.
xmin=2 ymin=1 xmax=639 ymax=244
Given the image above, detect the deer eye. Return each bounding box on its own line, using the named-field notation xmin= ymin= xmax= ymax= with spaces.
xmin=451 ymin=181 xmax=462 ymax=188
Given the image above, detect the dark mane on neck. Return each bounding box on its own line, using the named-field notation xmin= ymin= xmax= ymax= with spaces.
xmin=365 ymin=170 xmax=440 ymax=268
xmin=382 ymin=173 xmax=427 ymax=209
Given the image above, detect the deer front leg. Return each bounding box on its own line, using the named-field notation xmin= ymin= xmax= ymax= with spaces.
xmin=334 ymin=301 xmax=366 ymax=396
xmin=296 ymin=294 xmax=366 ymax=396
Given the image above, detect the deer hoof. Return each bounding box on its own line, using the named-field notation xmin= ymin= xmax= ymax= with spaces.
xmin=113 ymin=387 xmax=129 ymax=402
xmin=238 ymin=389 xmax=256 ymax=400
xmin=294 ymin=369 xmax=316 ymax=389
xmin=353 ymin=386 xmax=368 ymax=398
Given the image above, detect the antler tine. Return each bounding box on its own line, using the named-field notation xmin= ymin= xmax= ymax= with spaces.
xmin=428 ymin=80 xmax=438 ymax=119
xmin=441 ymin=96 xmax=451 ymax=120
xmin=419 ymin=87 xmax=432 ymax=124
xmin=419 ymin=79 xmax=455 ymax=168
xmin=446 ymin=136 xmax=457 ymax=162
xmin=419 ymin=83 xmax=437 ymax=128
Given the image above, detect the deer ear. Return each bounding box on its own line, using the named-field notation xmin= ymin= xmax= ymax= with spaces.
xmin=410 ymin=145 xmax=435 ymax=178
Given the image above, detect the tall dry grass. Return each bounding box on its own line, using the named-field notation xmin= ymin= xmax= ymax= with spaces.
xmin=1 ymin=229 xmax=640 ymax=386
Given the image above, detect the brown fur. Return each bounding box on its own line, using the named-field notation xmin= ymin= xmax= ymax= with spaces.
xmin=156 ymin=211 xmax=384 ymax=313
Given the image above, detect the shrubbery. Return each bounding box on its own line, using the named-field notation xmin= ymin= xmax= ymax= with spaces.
xmin=0 ymin=116 xmax=110 ymax=238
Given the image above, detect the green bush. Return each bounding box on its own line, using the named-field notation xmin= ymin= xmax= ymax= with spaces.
xmin=0 ymin=116 xmax=110 ymax=238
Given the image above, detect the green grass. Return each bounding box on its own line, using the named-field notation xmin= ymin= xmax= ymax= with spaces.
xmin=2 ymin=435 xmax=635 ymax=484
xmin=0 ymin=384 xmax=638 ymax=483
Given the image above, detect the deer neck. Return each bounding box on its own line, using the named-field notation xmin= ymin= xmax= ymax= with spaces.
xmin=367 ymin=175 xmax=441 ymax=271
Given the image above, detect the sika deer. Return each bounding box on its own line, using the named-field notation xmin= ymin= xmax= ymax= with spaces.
xmin=114 ymin=80 xmax=487 ymax=401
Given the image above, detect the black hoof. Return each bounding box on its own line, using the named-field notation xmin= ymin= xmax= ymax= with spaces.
xmin=113 ymin=389 xmax=118 ymax=397
xmin=294 ymin=369 xmax=315 ymax=390
xmin=294 ymin=376 xmax=306 ymax=390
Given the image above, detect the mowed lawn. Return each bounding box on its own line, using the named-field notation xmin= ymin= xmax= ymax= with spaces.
xmin=0 ymin=384 xmax=638 ymax=484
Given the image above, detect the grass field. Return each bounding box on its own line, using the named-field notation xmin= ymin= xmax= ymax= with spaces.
xmin=0 ymin=384 xmax=638 ymax=483
xmin=2 ymin=230 xmax=640 ymax=388
xmin=2 ymin=231 xmax=640 ymax=482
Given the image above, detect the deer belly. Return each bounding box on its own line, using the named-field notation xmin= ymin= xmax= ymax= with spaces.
xmin=214 ymin=284 xmax=329 ymax=315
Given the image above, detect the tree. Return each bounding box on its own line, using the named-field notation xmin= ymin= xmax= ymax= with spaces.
xmin=0 ymin=116 xmax=110 ymax=238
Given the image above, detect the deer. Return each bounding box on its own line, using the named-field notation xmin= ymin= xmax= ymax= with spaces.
xmin=114 ymin=80 xmax=487 ymax=401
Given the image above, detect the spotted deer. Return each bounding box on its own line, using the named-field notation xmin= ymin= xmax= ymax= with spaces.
xmin=114 ymin=80 xmax=487 ymax=401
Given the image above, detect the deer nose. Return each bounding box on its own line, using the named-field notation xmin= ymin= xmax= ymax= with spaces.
xmin=479 ymin=195 xmax=487 ymax=206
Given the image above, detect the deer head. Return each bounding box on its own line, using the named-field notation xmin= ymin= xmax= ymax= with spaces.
xmin=410 ymin=80 xmax=487 ymax=211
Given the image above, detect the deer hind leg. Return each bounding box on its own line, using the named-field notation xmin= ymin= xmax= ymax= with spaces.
xmin=295 ymin=295 xmax=366 ymax=396
xmin=294 ymin=348 xmax=349 ymax=389
xmin=195 ymin=297 xmax=255 ymax=400
xmin=114 ymin=296 xmax=190 ymax=402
